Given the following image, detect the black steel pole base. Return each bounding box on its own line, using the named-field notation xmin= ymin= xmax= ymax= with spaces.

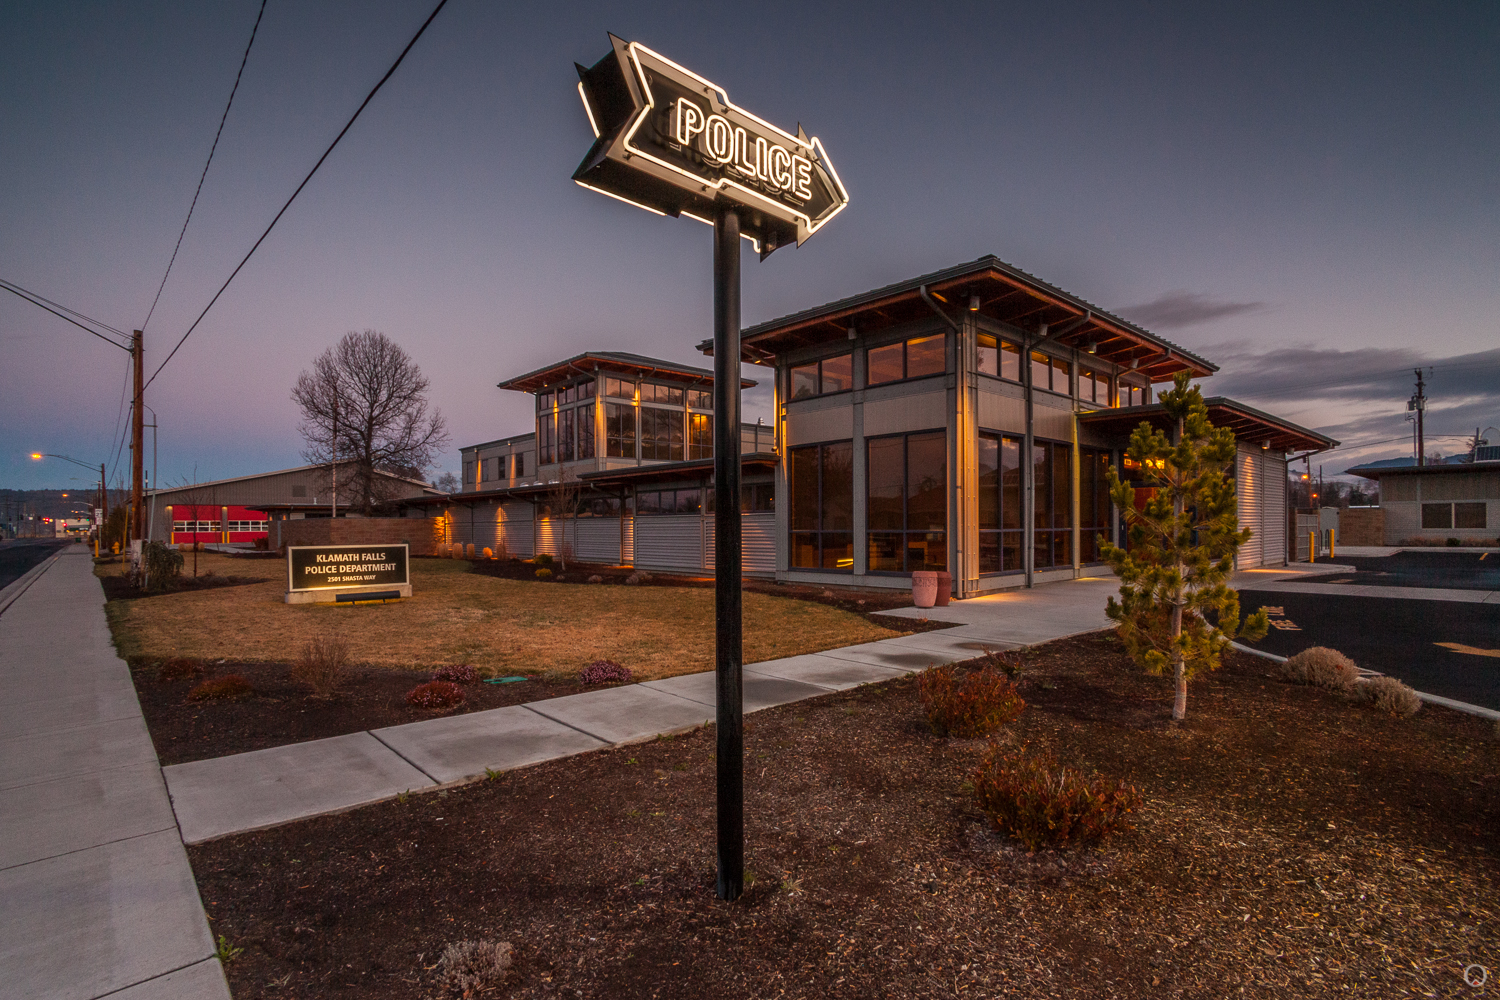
xmin=712 ymin=204 xmax=744 ymax=902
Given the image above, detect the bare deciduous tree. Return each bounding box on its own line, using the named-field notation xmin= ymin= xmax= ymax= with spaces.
xmin=172 ymin=468 xmax=220 ymax=579
xmin=293 ymin=330 xmax=449 ymax=515
xmin=543 ymin=469 xmax=584 ymax=571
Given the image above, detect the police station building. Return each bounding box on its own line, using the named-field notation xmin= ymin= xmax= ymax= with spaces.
xmin=416 ymin=256 xmax=1334 ymax=597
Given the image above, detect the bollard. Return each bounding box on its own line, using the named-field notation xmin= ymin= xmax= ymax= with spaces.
xmin=1309 ymin=530 xmax=1316 ymax=563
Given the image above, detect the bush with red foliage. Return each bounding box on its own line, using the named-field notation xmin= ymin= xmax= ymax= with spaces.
xmin=433 ymin=663 xmax=478 ymax=684
xmin=971 ymin=744 xmax=1142 ymax=851
xmin=579 ymin=659 xmax=633 ymax=685
xmin=405 ymin=680 xmax=466 ymax=710
xmin=187 ymin=675 xmax=253 ymax=702
xmin=917 ymin=662 xmax=1025 ymax=738
xmin=158 ymin=657 xmax=205 ymax=683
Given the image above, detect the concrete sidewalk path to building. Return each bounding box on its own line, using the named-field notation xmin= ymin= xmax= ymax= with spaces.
xmin=159 ymin=563 xmax=1348 ymax=845
xmin=0 ymin=545 xmax=230 ymax=1000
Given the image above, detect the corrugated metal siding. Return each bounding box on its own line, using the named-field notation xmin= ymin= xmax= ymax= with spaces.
xmin=621 ymin=516 xmax=635 ymax=564
xmin=573 ymin=518 xmax=622 ymax=564
xmin=703 ymin=513 xmax=777 ymax=574
xmin=1261 ymin=459 xmax=1286 ymax=565
xmin=634 ymin=516 xmax=706 ymax=571
xmin=535 ymin=519 xmax=564 ymax=559
xmin=1236 ymin=446 xmax=1263 ymax=569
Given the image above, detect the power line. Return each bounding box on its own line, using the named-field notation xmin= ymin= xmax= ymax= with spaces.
xmin=146 ymin=0 xmax=450 ymax=390
xmin=141 ymin=0 xmax=268 ymax=331
xmin=1218 ymin=359 xmax=1500 ymax=402
xmin=0 ymin=279 xmax=131 ymax=349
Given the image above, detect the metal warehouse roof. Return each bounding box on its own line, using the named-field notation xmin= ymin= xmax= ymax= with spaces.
xmin=1079 ymin=397 xmax=1338 ymax=454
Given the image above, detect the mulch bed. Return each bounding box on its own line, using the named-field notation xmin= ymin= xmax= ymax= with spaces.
xmin=189 ymin=631 xmax=1500 ymax=999
xmin=100 ymin=571 xmax=265 ymax=602
xmin=130 ymin=660 xmax=590 ymax=766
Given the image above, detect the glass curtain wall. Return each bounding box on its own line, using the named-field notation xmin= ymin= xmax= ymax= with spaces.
xmin=1079 ymin=447 xmax=1113 ymax=562
xmin=1033 ymin=440 xmax=1072 ymax=569
xmin=538 ymin=381 xmax=597 ymax=464
xmin=789 ymin=442 xmax=853 ymax=570
xmin=867 ymin=431 xmax=947 ymax=572
xmin=978 ymin=433 xmax=1023 ymax=573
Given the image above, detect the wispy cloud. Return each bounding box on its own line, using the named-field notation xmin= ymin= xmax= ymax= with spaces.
xmin=1117 ymin=290 xmax=1267 ymax=329
xmin=1199 ymin=345 xmax=1500 ymax=473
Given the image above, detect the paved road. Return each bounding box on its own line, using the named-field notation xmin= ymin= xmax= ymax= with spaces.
xmin=0 ymin=538 xmax=69 ymax=590
xmin=1238 ymin=588 xmax=1500 ymax=711
xmin=1312 ymin=550 xmax=1500 ymax=591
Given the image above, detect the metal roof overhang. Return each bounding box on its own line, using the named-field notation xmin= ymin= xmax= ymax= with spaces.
xmin=496 ymin=351 xmax=756 ymax=394
xmin=1345 ymin=461 xmax=1500 ymax=482
xmin=1078 ymin=397 xmax=1338 ymax=454
xmin=391 ymin=455 xmax=780 ymax=508
xmin=699 ymin=256 xmax=1217 ymax=382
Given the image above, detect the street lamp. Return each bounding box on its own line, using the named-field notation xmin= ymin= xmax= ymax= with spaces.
xmin=32 ymin=452 xmax=108 ymax=552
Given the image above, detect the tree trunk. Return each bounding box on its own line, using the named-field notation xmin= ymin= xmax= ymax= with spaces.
xmin=1171 ymin=603 xmax=1187 ymax=721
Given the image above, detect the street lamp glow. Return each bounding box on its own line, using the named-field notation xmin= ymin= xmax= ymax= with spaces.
xmin=31 ymin=452 xmax=43 ymax=460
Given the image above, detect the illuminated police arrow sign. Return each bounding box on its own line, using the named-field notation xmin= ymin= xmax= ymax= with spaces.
xmin=573 ymin=35 xmax=849 ymax=256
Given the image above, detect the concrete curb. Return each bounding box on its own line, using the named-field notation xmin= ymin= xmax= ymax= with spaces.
xmin=0 ymin=548 xmax=63 ymax=618
xmin=1230 ymin=641 xmax=1500 ymax=722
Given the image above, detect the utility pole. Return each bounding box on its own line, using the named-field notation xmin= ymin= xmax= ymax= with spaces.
xmin=1411 ymin=368 xmax=1427 ymax=467
xmin=131 ymin=330 xmax=145 ymax=543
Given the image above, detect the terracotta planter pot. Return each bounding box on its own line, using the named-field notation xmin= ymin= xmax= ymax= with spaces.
xmin=911 ymin=571 xmax=938 ymax=609
xmin=934 ymin=571 xmax=952 ymax=606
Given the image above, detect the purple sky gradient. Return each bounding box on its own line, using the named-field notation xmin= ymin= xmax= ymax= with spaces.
xmin=3 ymin=1 xmax=1497 ymax=491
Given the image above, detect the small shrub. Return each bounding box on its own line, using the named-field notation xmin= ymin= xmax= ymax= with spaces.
xmin=580 ymin=659 xmax=633 ymax=685
xmin=918 ymin=662 xmax=1026 ymax=738
xmin=1445 ymin=537 xmax=1461 ymax=547
xmin=158 ymin=657 xmax=205 ymax=682
xmin=435 ymin=939 xmax=512 ymax=994
xmin=535 ymin=567 xmax=553 ymax=580
xmin=465 ymin=543 xmax=476 ymax=559
xmin=981 ymin=647 xmax=1025 ymax=681
xmin=1279 ymin=646 xmax=1359 ymax=693
xmin=533 ymin=553 xmax=555 ymax=568
xmin=625 ymin=570 xmax=652 ymax=585
xmin=406 ymin=680 xmax=465 ymax=709
xmin=292 ymin=635 xmax=349 ymax=699
xmin=482 ymin=547 xmax=494 ymax=559
xmin=187 ymin=675 xmax=253 ymax=701
xmin=588 ymin=574 xmax=604 ymax=583
xmin=1357 ymin=675 xmax=1422 ymax=717
xmin=251 ymin=536 xmax=269 ymax=551
xmin=141 ymin=541 xmax=183 ymax=592
xmin=434 ymin=663 xmax=478 ymax=684
xmin=971 ymin=744 xmax=1142 ymax=851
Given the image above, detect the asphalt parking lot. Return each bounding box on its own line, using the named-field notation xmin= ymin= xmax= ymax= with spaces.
xmin=1237 ymin=586 xmax=1500 ymax=711
xmin=1311 ymin=549 xmax=1500 ymax=591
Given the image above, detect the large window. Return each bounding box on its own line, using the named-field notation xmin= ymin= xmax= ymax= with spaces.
xmin=606 ymin=378 xmax=634 ymax=399
xmin=537 ymin=412 xmax=556 ymax=464
xmin=640 ymin=383 xmax=684 ymax=406
xmin=1117 ymin=383 xmax=1149 ymax=407
xmin=1079 ymin=448 xmax=1113 ymax=562
xmin=576 ymin=410 xmax=595 ymax=460
xmin=688 ymin=388 xmax=712 ymax=409
xmin=1079 ymin=370 xmax=1112 ymax=407
xmin=1034 ymin=440 xmax=1072 ymax=569
xmin=1030 ymin=352 xmax=1071 ymax=394
xmin=605 ymin=403 xmax=636 ymax=458
xmin=977 ymin=334 xmax=1021 ymax=381
xmin=688 ymin=412 xmax=713 ymax=459
xmin=867 ymin=335 xmax=945 ymax=386
xmin=637 ymin=488 xmax=701 ymax=515
xmin=978 ymin=434 xmax=1023 ymax=573
xmin=513 ymin=453 xmax=526 ymax=478
xmin=790 ymin=441 xmax=853 ymax=570
xmin=640 ymin=407 xmax=683 ymax=461
xmin=790 ymin=353 xmax=853 ymax=399
xmin=867 ymin=431 xmax=947 ymax=572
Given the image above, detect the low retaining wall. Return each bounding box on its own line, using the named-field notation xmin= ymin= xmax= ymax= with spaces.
xmin=269 ymin=517 xmax=442 ymax=556
xmin=1338 ymin=507 xmax=1384 ymax=547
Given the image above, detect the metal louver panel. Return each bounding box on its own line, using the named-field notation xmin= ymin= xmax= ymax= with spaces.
xmin=634 ymin=515 xmax=707 ymax=571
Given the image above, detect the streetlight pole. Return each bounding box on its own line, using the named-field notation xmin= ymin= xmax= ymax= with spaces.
xmin=31 ymin=452 xmax=107 ymax=550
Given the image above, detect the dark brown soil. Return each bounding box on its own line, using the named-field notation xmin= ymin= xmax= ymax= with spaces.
xmin=130 ymin=659 xmax=594 ymax=766
xmin=189 ymin=632 xmax=1500 ymax=999
xmin=100 ymin=571 xmax=265 ymax=602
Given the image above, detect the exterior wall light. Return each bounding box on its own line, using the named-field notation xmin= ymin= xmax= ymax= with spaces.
xmin=968 ymin=295 xmax=980 ymax=312
xmin=1085 ymin=342 xmax=1098 ymax=354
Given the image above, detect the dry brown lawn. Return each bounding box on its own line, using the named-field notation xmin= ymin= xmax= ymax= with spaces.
xmin=100 ymin=554 xmax=902 ymax=679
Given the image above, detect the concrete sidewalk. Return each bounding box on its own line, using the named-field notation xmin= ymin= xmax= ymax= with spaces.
xmin=161 ymin=564 xmax=1350 ymax=845
xmin=0 ymin=546 xmax=229 ymax=1000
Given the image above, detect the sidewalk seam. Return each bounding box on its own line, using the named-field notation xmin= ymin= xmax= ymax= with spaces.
xmin=0 ymin=550 xmax=63 ymax=618
xmin=0 ymin=823 xmax=180 ymax=874
xmin=365 ymin=729 xmax=441 ymax=785
xmin=519 ymin=703 xmax=616 ymax=744
xmin=90 ymin=956 xmax=222 ymax=999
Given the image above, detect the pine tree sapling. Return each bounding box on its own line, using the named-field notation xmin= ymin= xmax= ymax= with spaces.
xmin=1101 ymin=372 xmax=1269 ymax=721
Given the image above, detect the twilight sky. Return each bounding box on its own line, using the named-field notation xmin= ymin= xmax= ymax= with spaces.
xmin=3 ymin=0 xmax=1497 ymax=492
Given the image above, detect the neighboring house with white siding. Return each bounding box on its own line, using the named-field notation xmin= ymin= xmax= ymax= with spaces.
xmin=1346 ymin=458 xmax=1500 ymax=545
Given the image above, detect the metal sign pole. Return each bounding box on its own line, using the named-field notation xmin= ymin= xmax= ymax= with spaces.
xmin=712 ymin=204 xmax=743 ymax=902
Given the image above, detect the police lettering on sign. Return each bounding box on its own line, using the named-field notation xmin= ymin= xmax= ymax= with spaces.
xmin=572 ymin=35 xmax=849 ymax=257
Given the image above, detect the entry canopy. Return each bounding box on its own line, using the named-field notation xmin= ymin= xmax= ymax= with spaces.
xmin=1079 ymin=397 xmax=1339 ymax=454
xmin=573 ymin=35 xmax=849 ymax=257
